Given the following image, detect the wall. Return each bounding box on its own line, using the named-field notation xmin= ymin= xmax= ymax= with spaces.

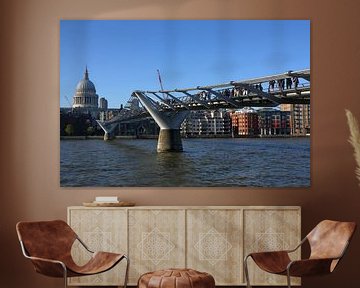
xmin=1 ymin=0 xmax=360 ymax=287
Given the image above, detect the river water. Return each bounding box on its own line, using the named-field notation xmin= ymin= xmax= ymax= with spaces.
xmin=60 ymin=138 xmax=310 ymax=187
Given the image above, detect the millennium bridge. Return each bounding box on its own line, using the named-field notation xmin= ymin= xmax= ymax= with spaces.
xmin=97 ymin=69 xmax=310 ymax=152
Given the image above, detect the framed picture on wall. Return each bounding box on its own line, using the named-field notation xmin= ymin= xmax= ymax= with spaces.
xmin=60 ymin=20 xmax=310 ymax=187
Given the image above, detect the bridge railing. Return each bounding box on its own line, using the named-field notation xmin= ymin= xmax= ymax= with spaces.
xmin=102 ymin=69 xmax=310 ymax=124
xmin=141 ymin=81 xmax=310 ymax=111
xmin=137 ymin=69 xmax=310 ymax=111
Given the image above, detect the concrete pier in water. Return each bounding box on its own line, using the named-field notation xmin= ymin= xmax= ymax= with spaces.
xmin=157 ymin=129 xmax=183 ymax=152
xmin=134 ymin=91 xmax=189 ymax=152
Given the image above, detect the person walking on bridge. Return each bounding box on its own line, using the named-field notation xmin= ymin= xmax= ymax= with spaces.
xmin=286 ymin=78 xmax=292 ymax=89
xmin=269 ymin=80 xmax=275 ymax=91
xmin=277 ymin=79 xmax=285 ymax=91
xmin=292 ymin=76 xmax=299 ymax=89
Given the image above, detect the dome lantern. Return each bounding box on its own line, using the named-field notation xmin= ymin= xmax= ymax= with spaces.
xmin=84 ymin=66 xmax=89 ymax=80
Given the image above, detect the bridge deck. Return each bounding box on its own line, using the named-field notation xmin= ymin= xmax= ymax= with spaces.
xmin=100 ymin=69 xmax=310 ymax=128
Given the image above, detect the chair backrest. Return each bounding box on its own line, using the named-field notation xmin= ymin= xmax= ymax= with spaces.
xmin=16 ymin=220 xmax=77 ymax=261
xmin=307 ymin=220 xmax=356 ymax=261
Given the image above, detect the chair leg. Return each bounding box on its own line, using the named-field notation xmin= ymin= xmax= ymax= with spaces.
xmin=62 ymin=264 xmax=68 ymax=288
xmin=123 ymin=255 xmax=130 ymax=288
xmin=286 ymin=269 xmax=292 ymax=288
xmin=244 ymin=255 xmax=252 ymax=288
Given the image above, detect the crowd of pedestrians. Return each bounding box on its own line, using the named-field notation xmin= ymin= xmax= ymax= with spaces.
xmin=211 ymin=76 xmax=301 ymax=100
xmin=157 ymin=76 xmax=302 ymax=108
xmin=269 ymin=76 xmax=299 ymax=92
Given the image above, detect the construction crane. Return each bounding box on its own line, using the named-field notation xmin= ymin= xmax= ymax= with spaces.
xmin=157 ymin=69 xmax=167 ymax=100
xmin=64 ymin=95 xmax=72 ymax=107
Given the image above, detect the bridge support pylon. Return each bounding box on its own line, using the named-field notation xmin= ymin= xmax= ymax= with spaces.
xmin=157 ymin=129 xmax=183 ymax=152
xmin=133 ymin=91 xmax=189 ymax=152
xmin=96 ymin=120 xmax=117 ymax=141
xmin=103 ymin=132 xmax=115 ymax=141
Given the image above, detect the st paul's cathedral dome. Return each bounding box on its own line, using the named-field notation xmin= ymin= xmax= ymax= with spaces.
xmin=72 ymin=67 xmax=99 ymax=109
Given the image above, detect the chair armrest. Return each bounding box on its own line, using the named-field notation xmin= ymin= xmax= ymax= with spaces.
xmin=25 ymin=255 xmax=67 ymax=278
xmin=246 ymin=251 xmax=292 ymax=274
xmin=247 ymin=250 xmax=290 ymax=258
xmin=245 ymin=236 xmax=306 ymax=258
xmin=286 ymin=237 xmax=307 ymax=253
xmin=287 ymin=258 xmax=336 ymax=277
xmin=19 ymin=240 xmax=67 ymax=277
xmin=76 ymin=236 xmax=94 ymax=253
xmin=25 ymin=255 xmax=65 ymax=266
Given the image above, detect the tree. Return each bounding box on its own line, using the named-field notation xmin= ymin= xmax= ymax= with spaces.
xmin=64 ymin=124 xmax=74 ymax=136
xmin=86 ymin=126 xmax=95 ymax=136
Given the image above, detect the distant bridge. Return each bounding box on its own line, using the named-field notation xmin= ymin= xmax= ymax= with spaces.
xmin=98 ymin=69 xmax=310 ymax=152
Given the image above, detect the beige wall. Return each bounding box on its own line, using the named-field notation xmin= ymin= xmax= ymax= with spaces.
xmin=1 ymin=0 xmax=360 ymax=287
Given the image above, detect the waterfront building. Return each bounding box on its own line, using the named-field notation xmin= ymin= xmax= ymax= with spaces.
xmin=231 ymin=108 xmax=259 ymax=137
xmin=181 ymin=110 xmax=231 ymax=137
xmin=99 ymin=97 xmax=108 ymax=109
xmin=280 ymin=104 xmax=311 ymax=135
xmin=125 ymin=96 xmax=142 ymax=112
xmin=99 ymin=109 xmax=122 ymax=122
xmin=257 ymin=108 xmax=291 ymax=136
xmin=118 ymin=117 xmax=159 ymax=137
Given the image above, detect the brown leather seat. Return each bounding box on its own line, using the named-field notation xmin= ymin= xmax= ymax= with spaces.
xmin=16 ymin=220 xmax=129 ymax=288
xmin=244 ymin=220 xmax=356 ymax=288
xmin=138 ymin=268 xmax=215 ymax=288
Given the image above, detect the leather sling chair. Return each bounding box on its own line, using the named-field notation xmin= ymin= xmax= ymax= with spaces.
xmin=244 ymin=220 xmax=356 ymax=288
xmin=16 ymin=220 xmax=129 ymax=288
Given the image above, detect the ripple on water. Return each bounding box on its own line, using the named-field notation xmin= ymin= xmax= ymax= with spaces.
xmin=60 ymin=138 xmax=310 ymax=187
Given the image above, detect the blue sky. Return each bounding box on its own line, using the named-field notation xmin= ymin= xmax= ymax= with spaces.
xmin=60 ymin=20 xmax=310 ymax=108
